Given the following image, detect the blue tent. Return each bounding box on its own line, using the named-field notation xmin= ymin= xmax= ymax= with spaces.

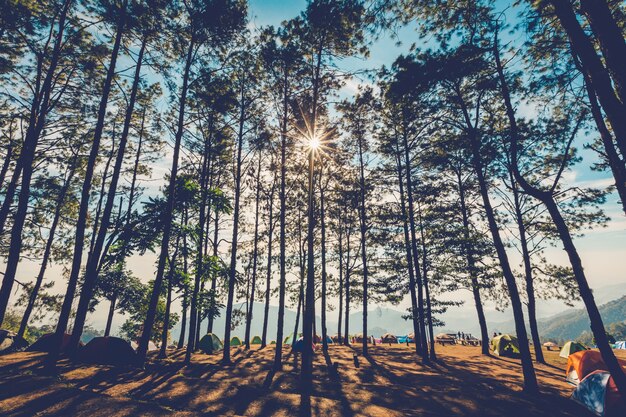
xmin=397 ymin=335 xmax=410 ymax=343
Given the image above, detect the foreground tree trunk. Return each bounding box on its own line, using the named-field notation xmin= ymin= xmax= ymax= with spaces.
xmin=244 ymin=155 xmax=262 ymax=349
xmin=49 ymin=8 xmax=127 ymax=367
xmin=494 ymin=32 xmax=626 ymax=394
xmin=261 ymin=177 xmax=275 ymax=348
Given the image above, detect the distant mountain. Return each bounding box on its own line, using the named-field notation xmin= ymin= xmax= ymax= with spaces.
xmin=487 ymin=296 xmax=626 ymax=343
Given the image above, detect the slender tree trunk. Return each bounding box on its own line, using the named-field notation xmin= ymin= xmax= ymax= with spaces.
xmin=337 ymin=221 xmax=344 ymax=344
xmin=274 ymin=71 xmax=289 ymax=371
xmin=356 ymin=135 xmax=369 ymax=356
xmin=207 ymin=209 xmax=220 ymax=334
xmin=395 ymin=139 xmax=422 ymax=357
xmin=178 ymin=297 xmax=188 ymax=349
xmin=89 ymin=138 xmax=116 ymax=256
xmin=455 ymin=170 xmax=490 ymax=354
xmin=222 ymin=82 xmax=246 ymax=365
xmin=137 ymin=36 xmax=194 ymax=366
xmin=0 ymin=0 xmax=74 ymax=326
xmin=186 ymin=122 xmax=211 ymax=363
xmin=508 ymin=174 xmax=545 ymax=363
xmin=70 ymin=35 xmax=146 ymax=352
xmin=245 ymin=155 xmax=262 ymax=348
xmin=18 ymin=157 xmax=78 ymax=338
xmin=344 ymin=226 xmax=351 ymax=346
xmin=416 ymin=203 xmax=436 ymax=360
xmin=261 ymin=180 xmax=275 ymax=347
xmin=401 ymin=122 xmax=427 ymax=359
xmin=319 ymin=172 xmax=329 ymax=351
xmin=104 ymin=294 xmax=117 ymax=337
xmin=159 ymin=261 xmax=175 ymax=359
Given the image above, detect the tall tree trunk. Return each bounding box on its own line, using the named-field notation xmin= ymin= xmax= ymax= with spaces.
xmin=274 ymin=71 xmax=289 ymax=371
xmin=494 ymin=31 xmax=626 ymax=394
xmin=455 ymin=170 xmax=490 ymax=354
xmin=89 ymin=138 xmax=116 ymax=257
xmin=337 ymin=220 xmax=344 ymax=344
xmin=416 ymin=202 xmax=436 ymax=360
xmin=261 ymin=178 xmax=275 ymax=348
xmin=244 ymin=155 xmax=262 ymax=348
xmin=356 ymin=135 xmax=369 ymax=356
xmin=319 ymin=171 xmax=329 ymax=351
xmin=508 ymin=173 xmax=545 ymax=363
xmin=18 ymin=156 xmax=78 ymax=338
xmin=401 ymin=121 xmax=427 ymax=359
xmin=186 ymin=120 xmax=212 ymax=363
xmin=343 ymin=225 xmax=351 ymax=346
xmin=207 ymin=209 xmax=220 ymax=334
xmin=159 ymin=258 xmax=175 ymax=359
xmin=0 ymin=0 xmax=74 ymax=326
xmin=469 ymin=135 xmax=538 ymax=393
xmin=70 ymin=35 xmax=146 ymax=351
xmin=0 ymin=124 xmax=14 ymax=193
xmin=137 ymin=36 xmax=194 ymax=366
xmin=222 ymin=82 xmax=246 ymax=365
xmin=178 ymin=296 xmax=188 ymax=349
xmin=394 ymin=138 xmax=422 ymax=357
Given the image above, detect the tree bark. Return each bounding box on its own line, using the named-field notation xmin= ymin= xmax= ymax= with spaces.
xmin=319 ymin=170 xmax=329 ymax=351
xmin=261 ymin=175 xmax=275 ymax=348
xmin=104 ymin=294 xmax=117 ymax=337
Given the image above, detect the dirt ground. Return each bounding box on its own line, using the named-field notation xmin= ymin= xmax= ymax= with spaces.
xmin=1 ymin=343 xmax=625 ymax=417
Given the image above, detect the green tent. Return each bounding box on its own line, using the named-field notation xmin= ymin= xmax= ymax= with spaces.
xmin=198 ymin=333 xmax=223 ymax=354
xmin=251 ymin=335 xmax=262 ymax=345
xmin=559 ymin=341 xmax=587 ymax=358
xmin=270 ymin=340 xmax=276 ymax=345
xmin=284 ymin=333 xmax=302 ymax=345
xmin=491 ymin=334 xmax=520 ymax=357
xmin=230 ymin=336 xmax=242 ymax=347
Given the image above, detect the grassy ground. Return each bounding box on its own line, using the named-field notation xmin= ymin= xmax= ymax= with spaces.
xmin=1 ymin=343 xmax=624 ymax=416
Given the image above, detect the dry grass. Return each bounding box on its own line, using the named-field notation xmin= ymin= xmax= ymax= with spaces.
xmin=2 ymin=343 xmax=624 ymax=416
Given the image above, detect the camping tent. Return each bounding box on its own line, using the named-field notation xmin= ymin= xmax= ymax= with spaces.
xmin=615 ymin=341 xmax=626 ymax=350
xmin=353 ymin=333 xmax=370 ymax=344
xmin=491 ymin=334 xmax=520 ymax=358
xmin=0 ymin=330 xmax=28 ymax=354
xmin=543 ymin=341 xmax=557 ymax=351
xmin=408 ymin=333 xmax=415 ymax=342
xmin=571 ymin=370 xmax=624 ymax=416
xmin=397 ymin=335 xmax=410 ymax=344
xmin=198 ymin=333 xmax=223 ymax=354
xmin=565 ymin=350 xmax=626 ymax=386
xmin=284 ymin=333 xmax=302 ymax=345
xmin=251 ymin=335 xmax=262 ymax=345
xmin=381 ymin=333 xmax=398 ymax=344
xmin=435 ymin=333 xmax=455 ymax=343
xmin=26 ymin=333 xmax=80 ymax=353
xmin=78 ymin=336 xmax=136 ymax=365
xmin=313 ymin=334 xmax=333 ymax=344
xmin=560 ymin=341 xmax=588 ymax=358
xmin=331 ymin=334 xmax=343 ymax=343
xmin=230 ymin=336 xmax=242 ymax=346
xmin=130 ymin=340 xmax=158 ymax=351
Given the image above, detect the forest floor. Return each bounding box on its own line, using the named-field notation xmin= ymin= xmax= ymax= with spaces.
xmin=1 ymin=343 xmax=625 ymax=417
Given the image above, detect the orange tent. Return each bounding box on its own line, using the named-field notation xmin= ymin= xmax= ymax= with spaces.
xmin=566 ymin=350 xmax=626 ymax=386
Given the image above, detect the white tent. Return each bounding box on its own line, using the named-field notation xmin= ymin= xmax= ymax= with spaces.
xmin=571 ymin=371 xmax=621 ymax=416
